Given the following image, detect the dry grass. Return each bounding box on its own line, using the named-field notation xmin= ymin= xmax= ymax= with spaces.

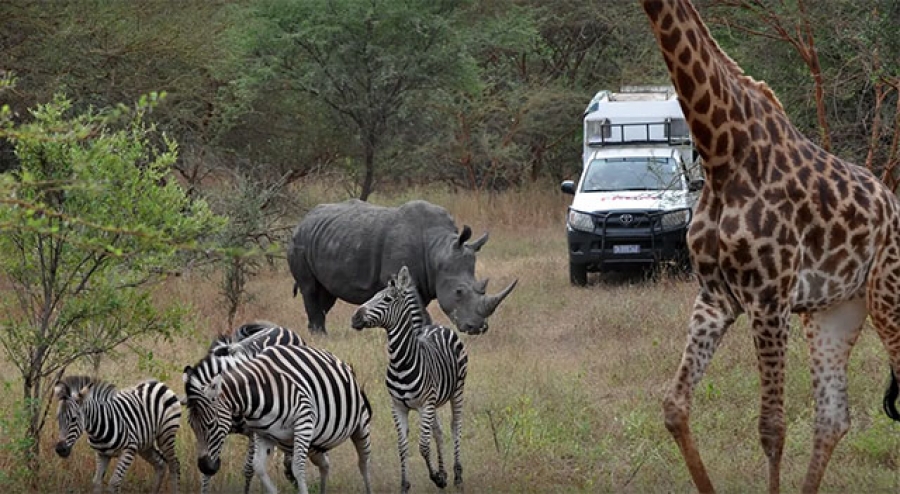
xmin=2 ymin=184 xmax=900 ymax=492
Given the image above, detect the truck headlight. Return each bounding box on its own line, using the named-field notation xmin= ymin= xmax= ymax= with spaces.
xmin=660 ymin=210 xmax=689 ymax=229
xmin=568 ymin=210 xmax=595 ymax=232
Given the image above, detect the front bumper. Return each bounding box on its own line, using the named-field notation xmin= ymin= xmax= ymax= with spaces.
xmin=567 ymin=208 xmax=691 ymax=271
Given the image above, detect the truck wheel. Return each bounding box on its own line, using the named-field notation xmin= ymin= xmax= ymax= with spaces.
xmin=569 ymin=262 xmax=588 ymax=286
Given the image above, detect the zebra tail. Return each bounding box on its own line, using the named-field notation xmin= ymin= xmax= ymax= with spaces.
xmin=883 ymin=366 xmax=900 ymax=422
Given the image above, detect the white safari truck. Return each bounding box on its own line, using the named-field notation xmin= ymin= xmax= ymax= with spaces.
xmin=561 ymin=86 xmax=704 ymax=285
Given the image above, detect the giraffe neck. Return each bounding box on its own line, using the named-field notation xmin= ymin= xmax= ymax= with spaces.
xmin=641 ymin=0 xmax=786 ymax=177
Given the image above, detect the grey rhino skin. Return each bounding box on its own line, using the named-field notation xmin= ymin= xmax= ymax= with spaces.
xmin=287 ymin=199 xmax=517 ymax=334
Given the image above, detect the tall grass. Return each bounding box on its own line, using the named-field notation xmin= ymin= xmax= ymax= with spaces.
xmin=2 ymin=184 xmax=899 ymax=492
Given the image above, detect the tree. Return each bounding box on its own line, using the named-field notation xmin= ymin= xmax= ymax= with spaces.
xmin=0 ymin=94 xmax=224 ymax=473
xmin=234 ymin=0 xmax=478 ymax=200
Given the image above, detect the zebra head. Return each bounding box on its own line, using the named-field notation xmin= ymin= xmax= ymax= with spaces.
xmin=352 ymin=265 xmax=418 ymax=331
xmin=182 ymin=366 xmax=232 ymax=476
xmin=53 ymin=376 xmax=92 ymax=458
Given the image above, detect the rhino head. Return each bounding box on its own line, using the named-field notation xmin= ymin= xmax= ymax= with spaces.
xmin=434 ymin=226 xmax=517 ymax=335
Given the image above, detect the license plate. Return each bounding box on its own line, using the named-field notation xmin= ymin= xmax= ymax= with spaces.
xmin=613 ymin=244 xmax=640 ymax=254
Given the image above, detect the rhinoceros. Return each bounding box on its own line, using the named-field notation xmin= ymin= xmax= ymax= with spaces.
xmin=287 ymin=199 xmax=517 ymax=335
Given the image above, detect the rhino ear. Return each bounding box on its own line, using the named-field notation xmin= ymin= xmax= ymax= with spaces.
xmin=456 ymin=225 xmax=472 ymax=248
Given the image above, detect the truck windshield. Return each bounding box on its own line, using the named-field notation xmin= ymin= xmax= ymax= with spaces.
xmin=581 ymin=157 xmax=680 ymax=192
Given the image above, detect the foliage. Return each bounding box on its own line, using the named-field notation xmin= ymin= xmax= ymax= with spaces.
xmin=229 ymin=0 xmax=479 ymax=198
xmin=0 ymin=94 xmax=225 ymax=472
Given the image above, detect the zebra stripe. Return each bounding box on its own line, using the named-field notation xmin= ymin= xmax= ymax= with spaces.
xmin=54 ymin=375 xmax=181 ymax=494
xmin=351 ymin=265 xmax=468 ymax=493
xmin=183 ymin=344 xmax=372 ymax=494
xmin=191 ymin=322 xmax=305 ymax=493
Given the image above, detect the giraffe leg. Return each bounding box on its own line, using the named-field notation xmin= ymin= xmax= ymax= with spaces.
xmin=748 ymin=308 xmax=791 ymax=494
xmin=664 ymin=291 xmax=738 ymax=494
xmin=800 ymin=298 xmax=866 ymax=494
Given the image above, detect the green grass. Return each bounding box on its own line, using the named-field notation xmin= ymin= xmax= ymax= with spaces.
xmin=2 ymin=185 xmax=900 ymax=492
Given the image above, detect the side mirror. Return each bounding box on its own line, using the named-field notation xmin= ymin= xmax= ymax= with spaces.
xmin=560 ymin=180 xmax=576 ymax=195
xmin=688 ymin=179 xmax=704 ymax=192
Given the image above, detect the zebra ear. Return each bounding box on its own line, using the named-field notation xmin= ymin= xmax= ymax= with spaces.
xmin=178 ymin=394 xmax=188 ymax=406
xmin=75 ymin=386 xmax=90 ymax=404
xmin=205 ymin=374 xmax=224 ymax=401
xmin=53 ymin=382 xmax=68 ymax=400
xmin=397 ymin=266 xmax=412 ymax=289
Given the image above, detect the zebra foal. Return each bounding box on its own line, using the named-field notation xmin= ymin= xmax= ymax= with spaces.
xmin=183 ymin=343 xmax=373 ymax=494
xmin=351 ymin=265 xmax=469 ymax=493
xmin=191 ymin=321 xmax=306 ymax=494
xmin=54 ymin=375 xmax=181 ymax=493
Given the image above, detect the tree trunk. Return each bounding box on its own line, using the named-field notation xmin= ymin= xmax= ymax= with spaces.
xmin=23 ymin=374 xmax=41 ymax=477
xmin=360 ymin=141 xmax=376 ymax=201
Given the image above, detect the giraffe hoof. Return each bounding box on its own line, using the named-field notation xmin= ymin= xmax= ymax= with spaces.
xmin=431 ymin=470 xmax=447 ymax=488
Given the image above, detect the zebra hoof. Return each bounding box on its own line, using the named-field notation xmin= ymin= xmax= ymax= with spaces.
xmin=430 ymin=471 xmax=447 ymax=488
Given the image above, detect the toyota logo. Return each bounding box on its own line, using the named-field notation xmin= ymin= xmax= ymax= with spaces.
xmin=619 ymin=213 xmax=634 ymax=225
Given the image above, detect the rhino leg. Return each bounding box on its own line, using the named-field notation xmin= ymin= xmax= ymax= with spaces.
xmin=299 ymin=282 xmax=335 ymax=334
xmin=292 ymin=255 xmax=336 ymax=334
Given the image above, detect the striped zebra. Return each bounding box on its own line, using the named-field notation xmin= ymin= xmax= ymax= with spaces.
xmin=182 ymin=343 xmax=373 ymax=494
xmin=54 ymin=375 xmax=181 ymax=494
xmin=351 ymin=265 xmax=469 ymax=493
xmin=192 ymin=321 xmax=306 ymax=493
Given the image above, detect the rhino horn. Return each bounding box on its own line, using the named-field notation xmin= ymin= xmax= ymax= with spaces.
xmin=467 ymin=231 xmax=489 ymax=252
xmin=479 ymin=279 xmax=518 ymax=316
xmin=475 ymin=278 xmax=489 ymax=294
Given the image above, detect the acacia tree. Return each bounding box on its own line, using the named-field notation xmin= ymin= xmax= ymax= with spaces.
xmin=0 ymin=94 xmax=224 ymax=472
xmin=235 ymin=0 xmax=478 ymax=200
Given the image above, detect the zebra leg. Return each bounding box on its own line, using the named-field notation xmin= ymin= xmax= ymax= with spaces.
xmin=291 ymin=416 xmax=315 ymax=494
xmin=417 ymin=402 xmax=447 ymax=488
xmin=308 ymin=451 xmax=330 ymax=493
xmin=282 ymin=450 xmax=297 ymax=487
xmin=200 ymin=475 xmax=212 ymax=494
xmin=158 ymin=427 xmax=181 ymax=494
xmin=451 ymin=391 xmax=464 ymax=487
xmin=391 ymin=402 xmax=412 ymax=494
xmin=351 ymin=424 xmax=373 ymax=494
xmin=432 ymin=412 xmax=447 ymax=484
xmin=251 ymin=435 xmax=278 ymax=494
xmin=243 ymin=433 xmax=257 ymax=494
xmin=107 ymin=446 xmax=138 ymax=494
xmin=92 ymin=454 xmax=112 ymax=494
xmin=138 ymin=448 xmax=167 ymax=493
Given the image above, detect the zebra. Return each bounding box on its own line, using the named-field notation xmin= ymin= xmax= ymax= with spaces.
xmin=182 ymin=343 xmax=373 ymax=494
xmin=191 ymin=321 xmax=306 ymax=493
xmin=54 ymin=375 xmax=181 ymax=494
xmin=351 ymin=265 xmax=469 ymax=493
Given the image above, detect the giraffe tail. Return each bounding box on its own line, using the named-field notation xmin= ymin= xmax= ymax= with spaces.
xmin=883 ymin=366 xmax=900 ymax=422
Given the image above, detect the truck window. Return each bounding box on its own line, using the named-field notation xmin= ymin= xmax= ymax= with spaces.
xmin=582 ymin=157 xmax=680 ymax=192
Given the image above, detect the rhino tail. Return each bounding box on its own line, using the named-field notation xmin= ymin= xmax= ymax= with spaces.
xmin=293 ymin=282 xmax=299 ymax=298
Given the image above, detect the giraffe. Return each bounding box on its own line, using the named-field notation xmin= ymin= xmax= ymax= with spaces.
xmin=640 ymin=1 xmax=900 ymax=492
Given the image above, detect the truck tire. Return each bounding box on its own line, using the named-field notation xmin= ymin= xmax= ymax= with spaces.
xmin=569 ymin=262 xmax=588 ymax=286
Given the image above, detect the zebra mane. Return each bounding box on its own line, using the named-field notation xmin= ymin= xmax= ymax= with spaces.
xmin=56 ymin=375 xmax=117 ymax=403
xmin=401 ymin=284 xmax=427 ymax=326
xmin=231 ymin=320 xmax=279 ymax=340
